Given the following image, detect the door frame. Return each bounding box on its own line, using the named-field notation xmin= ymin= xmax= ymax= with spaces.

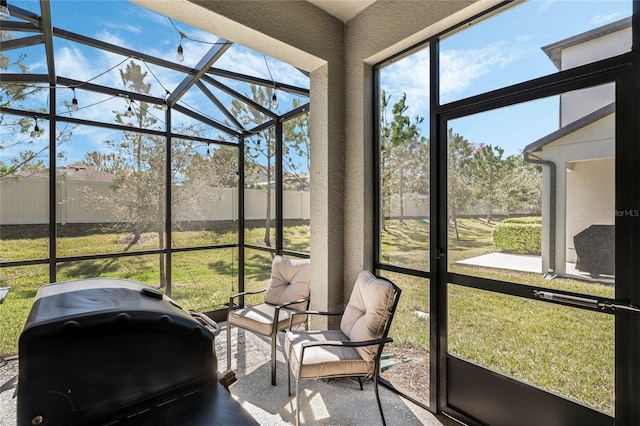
xmin=433 ymin=55 xmax=636 ymax=426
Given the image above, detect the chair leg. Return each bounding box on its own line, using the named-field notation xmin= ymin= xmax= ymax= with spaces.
xmin=373 ymin=374 xmax=386 ymax=426
xmin=296 ymin=374 xmax=302 ymax=426
xmin=226 ymin=320 xmax=232 ymax=372
xmin=271 ymin=330 xmax=278 ymax=386
xmin=357 ymin=377 xmax=363 ymax=390
xmin=287 ymin=359 xmax=292 ymax=396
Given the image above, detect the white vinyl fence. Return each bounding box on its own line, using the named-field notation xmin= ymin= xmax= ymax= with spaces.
xmin=0 ymin=177 xmax=310 ymax=225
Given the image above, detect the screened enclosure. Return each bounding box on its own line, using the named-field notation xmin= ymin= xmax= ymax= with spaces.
xmin=0 ymin=0 xmax=310 ymax=355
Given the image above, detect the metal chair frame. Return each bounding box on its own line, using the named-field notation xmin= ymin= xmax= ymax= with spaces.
xmin=285 ymin=277 xmax=401 ymax=426
xmin=226 ymin=288 xmax=310 ymax=386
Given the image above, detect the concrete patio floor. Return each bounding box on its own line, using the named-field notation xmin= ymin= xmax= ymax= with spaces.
xmin=0 ymin=322 xmax=460 ymax=426
xmin=455 ymin=252 xmax=615 ymax=285
xmin=215 ymin=324 xmax=458 ymax=425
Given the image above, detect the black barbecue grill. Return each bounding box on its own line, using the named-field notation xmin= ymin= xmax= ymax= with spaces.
xmin=17 ymin=278 xmax=257 ymax=426
xmin=574 ymin=224 xmax=615 ymax=277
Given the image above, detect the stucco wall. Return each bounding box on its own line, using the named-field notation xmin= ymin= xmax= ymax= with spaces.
xmin=565 ymin=158 xmax=615 ymax=263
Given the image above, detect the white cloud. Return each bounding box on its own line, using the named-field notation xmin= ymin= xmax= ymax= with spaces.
xmin=379 ymin=47 xmax=430 ymax=120
xmin=590 ymin=12 xmax=621 ymax=26
xmin=440 ymin=41 xmax=523 ymax=98
xmin=379 ymin=39 xmax=525 ymax=120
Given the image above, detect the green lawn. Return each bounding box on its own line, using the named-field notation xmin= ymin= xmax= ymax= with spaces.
xmin=0 ymin=218 xmax=615 ymax=414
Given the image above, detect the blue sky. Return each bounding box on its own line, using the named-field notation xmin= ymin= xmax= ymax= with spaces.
xmin=1 ymin=1 xmax=633 ymax=164
xmin=380 ymin=0 xmax=631 ymax=156
xmin=1 ymin=0 xmax=310 ymax=166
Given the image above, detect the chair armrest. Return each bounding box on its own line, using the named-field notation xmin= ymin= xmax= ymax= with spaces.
xmin=271 ymin=296 xmax=311 ymax=334
xmin=228 ymin=288 xmax=267 ymax=310
xmin=301 ymin=337 xmax=393 ymax=350
xmin=230 ymin=288 xmax=267 ymax=300
xmin=275 ymin=296 xmax=310 ymax=310
xmin=287 ymin=309 xmax=344 ymax=330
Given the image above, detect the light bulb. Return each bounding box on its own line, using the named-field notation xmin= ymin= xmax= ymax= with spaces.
xmin=31 ymin=120 xmax=44 ymax=138
xmin=176 ymin=44 xmax=184 ymax=62
xmin=270 ymin=92 xmax=278 ymax=109
xmin=70 ymin=88 xmax=78 ymax=111
xmin=161 ymin=101 xmax=168 ymax=111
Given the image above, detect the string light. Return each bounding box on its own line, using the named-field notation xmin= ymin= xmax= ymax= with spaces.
xmin=168 ymin=17 xmax=232 ymax=63
xmin=263 ymin=54 xmax=278 ymax=110
xmin=30 ymin=117 xmax=44 ymax=138
xmin=0 ymin=0 xmax=10 ymax=20
xmin=70 ymin=87 xmax=79 ymax=111
xmin=176 ymin=35 xmax=185 ymax=62
xmin=125 ymin=99 xmax=134 ymax=117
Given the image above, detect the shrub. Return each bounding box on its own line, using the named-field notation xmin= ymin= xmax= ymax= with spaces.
xmin=493 ymin=219 xmax=542 ymax=254
xmin=501 ymin=216 xmax=542 ymax=225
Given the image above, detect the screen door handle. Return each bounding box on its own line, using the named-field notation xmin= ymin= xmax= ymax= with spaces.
xmin=534 ymin=290 xmax=640 ymax=313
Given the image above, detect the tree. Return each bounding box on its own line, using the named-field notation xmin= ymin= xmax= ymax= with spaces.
xmin=231 ymin=84 xmax=310 ymax=247
xmin=83 ymin=61 xmax=171 ymax=290
xmin=447 ymin=129 xmax=474 ymax=240
xmin=380 ymin=91 xmax=428 ymax=228
xmin=0 ymin=30 xmax=48 ymax=177
xmin=499 ymin=155 xmax=542 ymax=216
xmin=470 ymin=144 xmax=508 ymax=224
xmin=282 ymin=99 xmax=310 ymax=191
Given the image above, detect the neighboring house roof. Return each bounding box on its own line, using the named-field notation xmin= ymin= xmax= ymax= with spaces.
xmin=523 ymin=102 xmax=615 ymax=154
xmin=9 ymin=165 xmax=116 ymax=182
xmin=542 ymin=17 xmax=631 ymax=70
xmin=58 ymin=164 xmax=117 ymax=182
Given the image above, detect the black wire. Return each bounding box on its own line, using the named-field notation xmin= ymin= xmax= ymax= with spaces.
xmin=142 ymin=61 xmax=171 ymax=95
xmin=167 ymin=17 xmax=232 ymax=46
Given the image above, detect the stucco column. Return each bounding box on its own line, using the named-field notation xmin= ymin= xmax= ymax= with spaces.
xmin=309 ymin=62 xmax=345 ymax=327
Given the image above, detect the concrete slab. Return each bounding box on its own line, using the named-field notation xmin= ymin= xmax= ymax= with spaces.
xmin=455 ymin=252 xmax=542 ymax=274
xmin=217 ymin=325 xmax=457 ymax=425
xmin=455 ymin=252 xmax=615 ymax=285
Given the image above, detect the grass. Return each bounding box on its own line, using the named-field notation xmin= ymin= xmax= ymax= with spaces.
xmin=0 ymin=218 xmax=615 ymax=414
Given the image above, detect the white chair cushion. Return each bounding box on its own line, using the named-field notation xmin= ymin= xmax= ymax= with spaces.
xmin=228 ymin=303 xmax=307 ymax=336
xmin=285 ymin=330 xmax=373 ymax=379
xmin=264 ymin=256 xmax=311 ymax=310
xmin=340 ymin=271 xmax=395 ymax=361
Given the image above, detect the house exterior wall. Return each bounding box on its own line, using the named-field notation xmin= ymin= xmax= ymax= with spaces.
xmin=559 ymin=28 xmax=628 ymax=124
xmin=540 ymin=113 xmax=615 ymax=271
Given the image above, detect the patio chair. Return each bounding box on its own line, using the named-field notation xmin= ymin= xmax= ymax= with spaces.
xmin=226 ymin=255 xmax=311 ymax=386
xmin=284 ymin=270 xmax=401 ymax=426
